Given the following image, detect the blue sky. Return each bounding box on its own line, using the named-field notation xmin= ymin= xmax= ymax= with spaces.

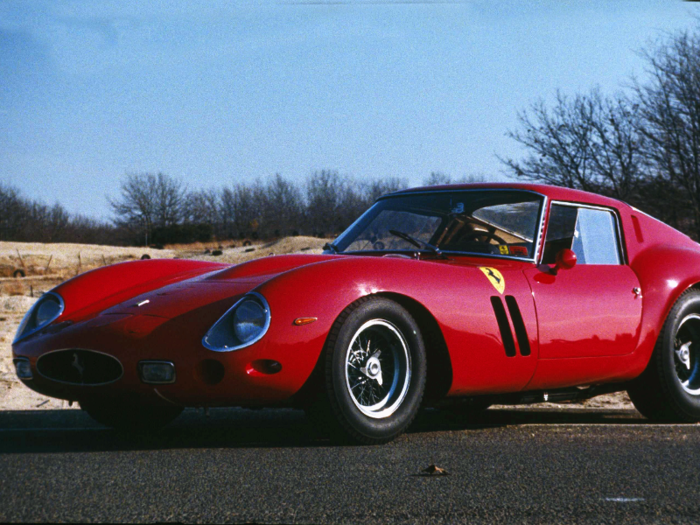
xmin=1 ymin=1 xmax=699 ymax=220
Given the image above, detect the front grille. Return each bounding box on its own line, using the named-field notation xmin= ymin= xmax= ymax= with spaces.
xmin=37 ymin=349 xmax=123 ymax=385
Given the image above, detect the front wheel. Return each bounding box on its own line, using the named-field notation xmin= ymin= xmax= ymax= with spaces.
xmin=628 ymin=289 xmax=700 ymax=422
xmin=306 ymin=297 xmax=426 ymax=445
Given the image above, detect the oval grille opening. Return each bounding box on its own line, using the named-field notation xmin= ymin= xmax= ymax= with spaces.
xmin=37 ymin=350 xmax=123 ymax=385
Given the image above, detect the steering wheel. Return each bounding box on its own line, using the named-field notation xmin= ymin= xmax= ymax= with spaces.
xmin=463 ymin=231 xmax=507 ymax=245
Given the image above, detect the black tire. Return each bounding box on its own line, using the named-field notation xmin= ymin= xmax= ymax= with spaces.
xmin=305 ymin=296 xmax=426 ymax=445
xmin=628 ymin=289 xmax=700 ymax=422
xmin=13 ymin=269 xmax=25 ymax=278
xmin=80 ymin=399 xmax=183 ymax=431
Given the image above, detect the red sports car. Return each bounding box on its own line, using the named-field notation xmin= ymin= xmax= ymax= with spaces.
xmin=12 ymin=183 xmax=700 ymax=444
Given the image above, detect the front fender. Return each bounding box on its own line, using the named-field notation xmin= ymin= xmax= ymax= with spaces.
xmin=53 ymin=259 xmax=228 ymax=323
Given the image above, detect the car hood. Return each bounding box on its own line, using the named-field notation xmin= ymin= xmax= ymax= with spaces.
xmin=100 ymin=254 xmax=338 ymax=320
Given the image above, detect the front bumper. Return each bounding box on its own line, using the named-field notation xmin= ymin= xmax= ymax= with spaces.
xmin=12 ymin=307 xmax=325 ymax=408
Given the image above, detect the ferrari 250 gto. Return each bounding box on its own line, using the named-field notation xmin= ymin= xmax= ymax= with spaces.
xmin=12 ymin=183 xmax=700 ymax=443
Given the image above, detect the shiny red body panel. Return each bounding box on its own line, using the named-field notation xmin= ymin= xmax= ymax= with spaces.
xmin=13 ymin=183 xmax=700 ymax=408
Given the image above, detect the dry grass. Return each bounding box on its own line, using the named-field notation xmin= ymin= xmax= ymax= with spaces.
xmin=2 ymin=281 xmax=26 ymax=297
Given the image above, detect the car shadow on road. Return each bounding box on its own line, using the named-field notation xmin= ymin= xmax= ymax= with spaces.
xmin=0 ymin=405 xmax=649 ymax=454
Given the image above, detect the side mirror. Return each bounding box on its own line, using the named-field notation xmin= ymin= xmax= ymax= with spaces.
xmin=553 ymin=249 xmax=577 ymax=275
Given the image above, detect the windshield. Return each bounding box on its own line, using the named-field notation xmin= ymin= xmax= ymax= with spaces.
xmin=332 ymin=190 xmax=544 ymax=260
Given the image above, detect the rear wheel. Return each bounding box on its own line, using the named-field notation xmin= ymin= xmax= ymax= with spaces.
xmin=628 ymin=289 xmax=700 ymax=422
xmin=80 ymin=398 xmax=183 ymax=431
xmin=306 ymin=297 xmax=426 ymax=445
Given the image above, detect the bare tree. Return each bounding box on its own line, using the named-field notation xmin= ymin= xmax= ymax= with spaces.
xmin=109 ymin=173 xmax=186 ymax=245
xmin=423 ymin=172 xmax=453 ymax=186
xmin=422 ymin=172 xmax=488 ymax=186
xmin=501 ymin=90 xmax=648 ymax=201
xmin=262 ymin=174 xmax=304 ymax=237
xmin=305 ymin=170 xmax=354 ymax=236
xmin=636 ymin=29 xmax=700 ymax=238
xmin=360 ymin=177 xmax=408 ymax=203
xmin=501 ymin=91 xmax=601 ymax=192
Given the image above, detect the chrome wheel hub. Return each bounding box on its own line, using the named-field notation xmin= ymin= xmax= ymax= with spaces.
xmin=361 ymin=356 xmax=383 ymax=386
xmin=345 ymin=319 xmax=411 ymax=419
xmin=674 ymin=314 xmax=700 ymax=395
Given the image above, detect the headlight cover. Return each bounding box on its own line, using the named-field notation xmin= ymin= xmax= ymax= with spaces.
xmin=202 ymin=292 xmax=271 ymax=352
xmin=13 ymin=292 xmax=65 ymax=344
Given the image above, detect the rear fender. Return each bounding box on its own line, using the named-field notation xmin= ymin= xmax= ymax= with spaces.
xmin=630 ymin=244 xmax=700 ymax=376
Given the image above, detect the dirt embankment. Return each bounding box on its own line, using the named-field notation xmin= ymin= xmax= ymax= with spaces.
xmin=0 ymin=236 xmax=632 ymax=411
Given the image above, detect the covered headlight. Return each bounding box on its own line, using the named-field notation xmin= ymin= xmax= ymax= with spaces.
xmin=13 ymin=292 xmax=64 ymax=344
xmin=202 ymin=292 xmax=271 ymax=352
xmin=233 ymin=300 xmax=267 ymax=343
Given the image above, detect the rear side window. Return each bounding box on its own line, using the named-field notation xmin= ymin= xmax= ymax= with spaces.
xmin=543 ymin=204 xmax=621 ymax=265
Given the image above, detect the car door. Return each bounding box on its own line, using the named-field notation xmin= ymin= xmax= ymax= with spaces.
xmin=524 ymin=202 xmax=642 ymax=359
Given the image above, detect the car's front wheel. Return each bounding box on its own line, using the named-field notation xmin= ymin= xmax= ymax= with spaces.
xmin=80 ymin=398 xmax=183 ymax=431
xmin=628 ymin=289 xmax=700 ymax=422
xmin=306 ymin=296 xmax=426 ymax=445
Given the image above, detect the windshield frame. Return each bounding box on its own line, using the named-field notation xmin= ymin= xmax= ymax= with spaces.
xmin=332 ymin=188 xmax=548 ymax=263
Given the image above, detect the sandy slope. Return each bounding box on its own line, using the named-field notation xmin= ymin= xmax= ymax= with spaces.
xmin=0 ymin=237 xmax=632 ymax=411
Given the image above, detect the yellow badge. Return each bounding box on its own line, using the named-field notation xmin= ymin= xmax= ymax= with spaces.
xmin=498 ymin=245 xmax=510 ymax=255
xmin=479 ymin=267 xmax=505 ymax=294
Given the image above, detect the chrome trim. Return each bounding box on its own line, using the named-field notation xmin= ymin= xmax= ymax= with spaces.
xmin=13 ymin=292 xmax=65 ymax=344
xmin=35 ymin=348 xmax=124 ymax=386
xmin=13 ymin=357 xmax=32 ymax=381
xmin=138 ymin=360 xmax=177 ymax=385
xmin=533 ymin=195 xmax=548 ymax=263
xmin=546 ymin=201 xmax=626 ymax=265
xmin=153 ymin=388 xmax=183 ymax=406
xmin=202 ymin=292 xmax=271 ymax=353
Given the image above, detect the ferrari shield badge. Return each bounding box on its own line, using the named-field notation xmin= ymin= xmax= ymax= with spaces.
xmin=479 ymin=267 xmax=505 ymax=294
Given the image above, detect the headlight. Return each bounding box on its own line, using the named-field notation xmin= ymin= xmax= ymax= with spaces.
xmin=13 ymin=292 xmax=64 ymax=344
xmin=233 ymin=300 xmax=267 ymax=344
xmin=202 ymin=292 xmax=271 ymax=352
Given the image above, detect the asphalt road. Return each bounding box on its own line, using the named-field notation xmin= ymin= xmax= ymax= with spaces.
xmin=1 ymin=407 xmax=700 ymax=524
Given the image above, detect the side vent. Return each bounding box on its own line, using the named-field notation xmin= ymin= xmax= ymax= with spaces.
xmin=490 ymin=297 xmax=516 ymax=357
xmin=505 ymin=296 xmax=531 ymax=356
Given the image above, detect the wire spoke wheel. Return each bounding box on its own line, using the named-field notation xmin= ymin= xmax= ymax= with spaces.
xmin=305 ymin=296 xmax=426 ymax=444
xmin=674 ymin=314 xmax=700 ymax=395
xmin=345 ymin=319 xmax=411 ymax=419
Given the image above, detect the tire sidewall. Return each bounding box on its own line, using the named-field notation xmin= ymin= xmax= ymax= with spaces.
xmin=661 ymin=291 xmax=700 ymax=418
xmin=328 ymin=299 xmax=426 ymax=441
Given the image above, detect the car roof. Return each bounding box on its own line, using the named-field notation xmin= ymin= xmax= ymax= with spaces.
xmin=387 ymin=183 xmax=630 ymax=210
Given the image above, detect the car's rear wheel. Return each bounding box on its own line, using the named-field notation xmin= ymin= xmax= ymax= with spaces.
xmin=80 ymin=398 xmax=183 ymax=431
xmin=628 ymin=289 xmax=700 ymax=422
xmin=306 ymin=296 xmax=426 ymax=445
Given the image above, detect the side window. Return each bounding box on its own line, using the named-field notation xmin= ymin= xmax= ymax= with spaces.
xmin=572 ymin=208 xmax=621 ymax=264
xmin=543 ymin=204 xmax=621 ymax=265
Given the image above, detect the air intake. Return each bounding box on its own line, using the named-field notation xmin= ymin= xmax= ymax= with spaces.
xmin=37 ymin=349 xmax=123 ymax=386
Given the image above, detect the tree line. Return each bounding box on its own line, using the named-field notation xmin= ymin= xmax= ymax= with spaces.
xmin=4 ymin=24 xmax=700 ymax=245
xmin=500 ymin=25 xmax=700 ymax=239
xmin=0 ymin=171 xmax=479 ymax=246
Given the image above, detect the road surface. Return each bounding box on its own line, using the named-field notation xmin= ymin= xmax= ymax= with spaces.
xmin=1 ymin=407 xmax=699 ymax=523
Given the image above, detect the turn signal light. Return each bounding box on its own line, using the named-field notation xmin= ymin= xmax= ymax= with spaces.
xmin=293 ymin=317 xmax=317 ymax=326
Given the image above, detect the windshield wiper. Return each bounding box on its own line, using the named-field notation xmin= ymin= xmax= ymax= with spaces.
xmin=388 ymin=230 xmax=445 ymax=258
xmin=323 ymin=242 xmax=339 ymax=254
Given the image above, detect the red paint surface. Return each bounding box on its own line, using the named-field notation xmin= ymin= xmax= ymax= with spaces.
xmin=13 ymin=183 xmax=700 ymax=407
